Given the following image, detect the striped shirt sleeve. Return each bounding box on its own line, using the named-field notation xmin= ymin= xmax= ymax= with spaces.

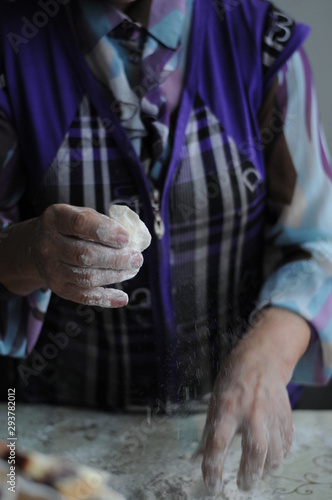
xmin=256 ymin=48 xmax=332 ymax=385
xmin=0 ymin=104 xmax=51 ymax=358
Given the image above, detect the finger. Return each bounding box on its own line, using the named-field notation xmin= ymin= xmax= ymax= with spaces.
xmin=52 ymin=205 xmax=130 ymax=248
xmin=202 ymin=411 xmax=237 ymax=495
xmin=56 ymin=284 xmax=129 ymax=308
xmin=191 ymin=393 xmax=213 ymax=462
xmin=60 ymin=240 xmax=143 ymax=271
xmin=283 ymin=424 xmax=294 ymax=458
xmin=64 ymin=266 xmax=141 ymax=288
xmin=237 ymin=421 xmax=268 ymax=491
xmin=265 ymin=428 xmax=284 ymax=473
xmin=280 ymin=410 xmax=294 ymax=458
xmin=192 ymin=390 xmax=226 ymax=461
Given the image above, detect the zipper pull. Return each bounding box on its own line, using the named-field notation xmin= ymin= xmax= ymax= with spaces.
xmin=152 ymin=189 xmax=165 ymax=239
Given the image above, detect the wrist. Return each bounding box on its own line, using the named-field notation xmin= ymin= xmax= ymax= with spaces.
xmin=0 ymin=218 xmax=46 ymax=295
xmin=241 ymin=307 xmax=311 ymax=384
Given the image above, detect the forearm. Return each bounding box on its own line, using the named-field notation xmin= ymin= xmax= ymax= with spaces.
xmin=242 ymin=307 xmax=312 ymax=383
xmin=0 ymin=218 xmax=46 ymax=296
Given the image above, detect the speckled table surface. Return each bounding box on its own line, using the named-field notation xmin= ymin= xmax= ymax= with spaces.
xmin=1 ymin=405 xmax=332 ymax=499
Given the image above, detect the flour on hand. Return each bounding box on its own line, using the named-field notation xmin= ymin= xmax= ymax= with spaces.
xmin=109 ymin=205 xmax=151 ymax=252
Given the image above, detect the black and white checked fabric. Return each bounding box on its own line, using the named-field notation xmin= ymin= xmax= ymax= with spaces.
xmin=19 ymin=91 xmax=266 ymax=408
xmin=22 ymin=97 xmax=159 ymax=409
xmin=168 ymin=94 xmax=266 ymax=397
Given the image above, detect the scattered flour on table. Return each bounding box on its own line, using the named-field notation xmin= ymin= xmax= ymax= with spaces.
xmin=9 ymin=407 xmax=332 ymax=500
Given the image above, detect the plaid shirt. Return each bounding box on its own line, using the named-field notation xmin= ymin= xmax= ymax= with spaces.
xmin=0 ymin=0 xmax=332 ymax=409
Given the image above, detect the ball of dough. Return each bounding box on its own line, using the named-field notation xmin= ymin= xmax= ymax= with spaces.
xmin=109 ymin=204 xmax=151 ymax=252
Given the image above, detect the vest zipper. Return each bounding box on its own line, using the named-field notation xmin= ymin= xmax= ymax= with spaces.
xmin=151 ymin=188 xmax=165 ymax=239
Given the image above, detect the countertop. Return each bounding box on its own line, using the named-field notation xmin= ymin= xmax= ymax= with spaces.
xmin=0 ymin=405 xmax=331 ymax=499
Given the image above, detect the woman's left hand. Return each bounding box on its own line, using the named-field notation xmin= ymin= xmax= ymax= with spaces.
xmin=193 ymin=307 xmax=311 ymax=493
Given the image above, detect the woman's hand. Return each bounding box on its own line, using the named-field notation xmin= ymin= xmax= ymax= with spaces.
xmin=194 ymin=308 xmax=311 ymax=493
xmin=0 ymin=204 xmax=146 ymax=307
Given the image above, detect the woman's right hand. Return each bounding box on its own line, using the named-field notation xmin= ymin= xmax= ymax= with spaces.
xmin=0 ymin=204 xmax=145 ymax=307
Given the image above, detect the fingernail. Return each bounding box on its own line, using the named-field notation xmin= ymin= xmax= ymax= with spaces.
xmin=237 ymin=472 xmax=259 ymax=491
xmin=113 ymin=293 xmax=128 ymax=307
xmin=205 ymin=477 xmax=223 ymax=495
xmin=116 ymin=233 xmax=129 ymax=248
xmin=116 ymin=296 xmax=128 ymax=307
xmin=130 ymin=253 xmax=143 ymax=269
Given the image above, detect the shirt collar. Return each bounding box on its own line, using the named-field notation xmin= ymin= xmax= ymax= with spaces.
xmin=75 ymin=0 xmax=187 ymax=52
